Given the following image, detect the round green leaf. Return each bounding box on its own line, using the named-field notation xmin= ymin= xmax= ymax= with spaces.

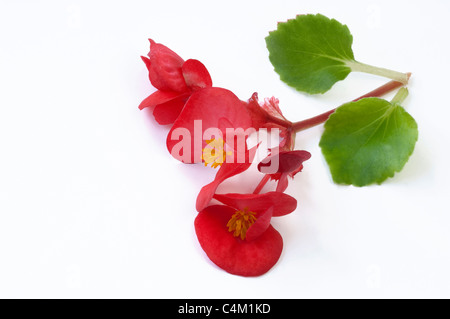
xmin=266 ymin=14 xmax=355 ymax=94
xmin=319 ymin=97 xmax=418 ymax=186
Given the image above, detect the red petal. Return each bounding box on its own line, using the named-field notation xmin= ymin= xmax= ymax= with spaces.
xmin=258 ymin=150 xmax=311 ymax=175
xmin=260 ymin=96 xmax=287 ymax=122
xmin=146 ymin=39 xmax=188 ymax=93
xmin=245 ymin=93 xmax=292 ymax=130
xmin=245 ymin=93 xmax=270 ymax=129
xmin=258 ymin=150 xmax=310 ymax=192
xmin=246 ymin=207 xmax=273 ymax=241
xmin=195 ymin=205 xmax=283 ymax=277
xmin=216 ymin=117 xmax=257 ymax=163
xmin=196 ymin=145 xmax=258 ymax=212
xmin=182 ymin=59 xmax=212 ymax=90
xmin=138 ymin=90 xmax=182 ymax=110
xmin=152 ymin=94 xmax=190 ymax=125
xmin=213 ymin=192 xmax=297 ymax=217
xmin=141 ymin=56 xmax=152 ymax=71
xmin=275 ymin=174 xmax=289 ymax=193
xmin=166 ymin=87 xmax=252 ymax=163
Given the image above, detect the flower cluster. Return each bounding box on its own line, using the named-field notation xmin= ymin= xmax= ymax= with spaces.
xmin=140 ymin=39 xmax=312 ymax=276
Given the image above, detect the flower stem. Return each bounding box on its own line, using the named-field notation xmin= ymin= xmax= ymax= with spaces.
xmin=346 ymin=60 xmax=410 ymax=84
xmin=253 ymin=174 xmax=271 ymax=194
xmin=291 ymin=78 xmax=409 ymax=132
xmin=266 ymin=114 xmax=292 ymax=129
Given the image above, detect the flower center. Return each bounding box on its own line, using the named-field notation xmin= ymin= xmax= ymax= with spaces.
xmin=226 ymin=208 xmax=257 ymax=240
xmin=202 ymin=138 xmax=231 ymax=169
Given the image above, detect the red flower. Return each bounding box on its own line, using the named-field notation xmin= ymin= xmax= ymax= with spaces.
xmin=195 ymin=192 xmax=297 ymax=277
xmin=166 ymin=87 xmax=253 ymax=163
xmin=258 ymin=150 xmax=311 ymax=192
xmin=139 ymin=39 xmax=212 ymax=125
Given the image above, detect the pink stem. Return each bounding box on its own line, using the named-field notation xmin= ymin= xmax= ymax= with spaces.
xmin=291 ymin=78 xmax=409 ymax=133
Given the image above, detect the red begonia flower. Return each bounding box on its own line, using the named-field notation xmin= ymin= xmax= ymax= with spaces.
xmin=195 ymin=192 xmax=297 ymax=277
xmin=166 ymin=87 xmax=253 ymax=164
xmin=139 ymin=39 xmax=212 ymax=125
xmin=258 ymin=150 xmax=311 ymax=192
xmin=246 ymin=93 xmax=291 ymax=130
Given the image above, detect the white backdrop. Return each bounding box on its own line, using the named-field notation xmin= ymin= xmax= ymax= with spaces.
xmin=1 ymin=0 xmax=449 ymax=298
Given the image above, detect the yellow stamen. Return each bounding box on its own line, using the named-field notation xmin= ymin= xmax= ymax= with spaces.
xmin=202 ymin=138 xmax=232 ymax=169
xmin=226 ymin=208 xmax=257 ymax=240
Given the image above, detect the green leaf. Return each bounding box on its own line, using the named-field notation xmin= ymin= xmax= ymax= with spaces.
xmin=266 ymin=14 xmax=409 ymax=94
xmin=319 ymin=89 xmax=418 ymax=186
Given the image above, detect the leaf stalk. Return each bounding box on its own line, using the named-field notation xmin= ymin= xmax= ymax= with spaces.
xmin=346 ymin=60 xmax=410 ymax=84
xmin=290 ymin=79 xmax=408 ymax=133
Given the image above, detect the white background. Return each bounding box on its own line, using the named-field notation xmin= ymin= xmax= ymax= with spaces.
xmin=1 ymin=0 xmax=449 ymax=298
